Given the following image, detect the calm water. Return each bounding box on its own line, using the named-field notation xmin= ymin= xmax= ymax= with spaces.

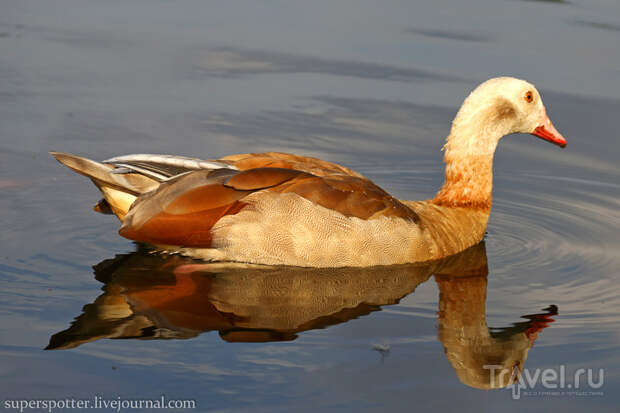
xmin=1 ymin=0 xmax=619 ymax=411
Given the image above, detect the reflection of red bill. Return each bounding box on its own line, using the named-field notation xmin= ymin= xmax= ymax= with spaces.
xmin=531 ymin=112 xmax=567 ymax=148
xmin=525 ymin=312 xmax=557 ymax=342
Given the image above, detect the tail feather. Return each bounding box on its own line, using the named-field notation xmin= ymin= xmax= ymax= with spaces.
xmin=50 ymin=152 xmax=160 ymax=221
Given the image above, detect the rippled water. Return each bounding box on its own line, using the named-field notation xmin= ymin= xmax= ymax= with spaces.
xmin=1 ymin=0 xmax=619 ymax=411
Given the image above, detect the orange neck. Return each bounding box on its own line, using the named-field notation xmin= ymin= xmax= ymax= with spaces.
xmin=432 ymin=153 xmax=493 ymax=211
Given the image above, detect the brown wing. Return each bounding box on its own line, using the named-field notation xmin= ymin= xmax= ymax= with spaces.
xmin=219 ymin=152 xmax=365 ymax=178
xmin=119 ymin=167 xmax=418 ymax=248
xmin=265 ymin=175 xmax=419 ymax=221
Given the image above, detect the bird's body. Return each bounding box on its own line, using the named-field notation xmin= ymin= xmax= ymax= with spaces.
xmin=51 ymin=77 xmax=566 ymax=267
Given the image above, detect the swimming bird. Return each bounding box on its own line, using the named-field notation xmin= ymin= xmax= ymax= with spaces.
xmin=51 ymin=77 xmax=566 ymax=267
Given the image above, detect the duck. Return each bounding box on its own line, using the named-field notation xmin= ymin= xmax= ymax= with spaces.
xmin=51 ymin=77 xmax=566 ymax=267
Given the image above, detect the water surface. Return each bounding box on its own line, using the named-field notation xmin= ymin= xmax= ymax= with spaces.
xmin=1 ymin=0 xmax=619 ymax=411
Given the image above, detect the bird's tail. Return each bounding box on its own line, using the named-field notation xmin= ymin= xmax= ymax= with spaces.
xmin=50 ymin=152 xmax=159 ymax=221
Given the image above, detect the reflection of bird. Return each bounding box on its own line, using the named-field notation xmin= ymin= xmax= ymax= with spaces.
xmin=46 ymin=242 xmax=557 ymax=391
xmin=435 ymin=253 xmax=557 ymax=389
xmin=51 ymin=77 xmax=565 ymax=267
xmin=46 ymin=246 xmax=437 ymax=349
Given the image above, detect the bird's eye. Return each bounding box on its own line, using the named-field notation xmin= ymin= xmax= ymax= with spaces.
xmin=524 ymin=91 xmax=534 ymax=103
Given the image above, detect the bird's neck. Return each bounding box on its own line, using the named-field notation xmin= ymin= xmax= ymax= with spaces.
xmin=431 ymin=134 xmax=497 ymax=211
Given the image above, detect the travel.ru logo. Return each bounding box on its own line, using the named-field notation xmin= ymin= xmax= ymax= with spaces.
xmin=484 ymin=364 xmax=604 ymax=399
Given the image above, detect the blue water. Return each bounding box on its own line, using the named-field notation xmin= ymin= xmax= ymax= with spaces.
xmin=1 ymin=0 xmax=619 ymax=411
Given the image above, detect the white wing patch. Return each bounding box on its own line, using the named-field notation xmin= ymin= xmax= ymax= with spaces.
xmin=103 ymin=154 xmax=238 ymax=181
xmin=104 ymin=154 xmax=237 ymax=170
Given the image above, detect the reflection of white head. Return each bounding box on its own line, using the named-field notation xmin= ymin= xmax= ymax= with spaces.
xmin=443 ymin=332 xmax=531 ymax=390
xmin=436 ymin=273 xmax=534 ymax=390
